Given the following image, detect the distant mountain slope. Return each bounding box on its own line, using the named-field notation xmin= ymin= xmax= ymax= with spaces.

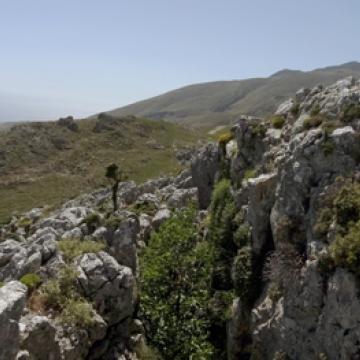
xmin=0 ymin=116 xmax=202 ymax=223
xmin=106 ymin=62 xmax=360 ymax=128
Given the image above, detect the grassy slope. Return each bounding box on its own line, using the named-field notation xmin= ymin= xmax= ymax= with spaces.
xmin=0 ymin=117 xmax=202 ymax=223
xmin=105 ymin=62 xmax=360 ymax=128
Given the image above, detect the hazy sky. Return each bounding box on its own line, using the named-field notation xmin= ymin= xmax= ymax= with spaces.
xmin=0 ymin=0 xmax=359 ymax=121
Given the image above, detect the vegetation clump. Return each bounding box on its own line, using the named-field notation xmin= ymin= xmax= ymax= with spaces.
xmin=310 ymin=103 xmax=321 ymax=117
xmin=218 ymin=131 xmax=234 ymax=149
xmin=60 ymin=298 xmax=96 ymax=327
xmin=270 ymin=115 xmax=285 ymax=129
xmin=290 ymin=102 xmax=300 ymax=117
xmin=58 ymin=238 xmax=105 ymax=262
xmin=81 ymin=212 xmax=102 ymax=232
xmin=251 ymin=124 xmax=267 ymax=138
xmin=321 ymin=140 xmax=336 ymax=156
xmin=341 ymin=103 xmax=360 ymax=123
xmin=303 ymin=114 xmax=325 ymax=129
xmin=20 ymin=273 xmax=42 ymax=291
xmin=140 ymin=207 xmax=215 ymax=359
xmin=244 ymin=168 xmax=257 ymax=180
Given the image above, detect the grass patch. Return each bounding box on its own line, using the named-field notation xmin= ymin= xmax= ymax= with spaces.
xmin=270 ymin=115 xmax=285 ymax=129
xmin=244 ymin=168 xmax=257 ymax=180
xmin=58 ymin=238 xmax=106 ymax=262
xmin=20 ymin=273 xmax=42 ymax=291
xmin=60 ymin=298 xmax=97 ymax=327
xmin=342 ymin=104 xmax=360 ymax=123
xmin=303 ymin=114 xmax=325 ymax=129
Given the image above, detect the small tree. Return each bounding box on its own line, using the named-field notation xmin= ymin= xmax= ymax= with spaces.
xmin=105 ymin=164 xmax=124 ymax=212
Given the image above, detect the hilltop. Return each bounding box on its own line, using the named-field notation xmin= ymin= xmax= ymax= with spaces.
xmin=104 ymin=61 xmax=360 ymax=128
xmin=0 ymin=115 xmax=202 ymax=223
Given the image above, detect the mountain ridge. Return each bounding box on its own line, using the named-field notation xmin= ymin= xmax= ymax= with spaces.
xmin=103 ymin=61 xmax=360 ymax=128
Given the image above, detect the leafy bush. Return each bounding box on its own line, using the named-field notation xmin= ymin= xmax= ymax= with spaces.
xmin=140 ymin=207 xmax=215 ymax=359
xmin=20 ymin=273 xmax=42 ymax=291
xmin=329 ymin=220 xmax=360 ymax=275
xmin=60 ymin=298 xmax=96 ymax=327
xmin=104 ymin=215 xmax=124 ymax=230
xmin=232 ymin=246 xmax=253 ymax=306
xmin=233 ymin=223 xmax=251 ymax=248
xmin=333 ymin=182 xmax=360 ymax=228
xmin=251 ymin=124 xmax=266 ymax=138
xmin=313 ymin=208 xmax=333 ymax=238
xmin=58 ymin=238 xmax=105 ymax=262
xmin=270 ymin=115 xmax=285 ymax=129
xmin=342 ymin=104 xmax=360 ymax=122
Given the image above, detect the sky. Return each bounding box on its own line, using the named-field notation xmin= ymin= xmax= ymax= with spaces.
xmin=0 ymin=0 xmax=359 ymax=122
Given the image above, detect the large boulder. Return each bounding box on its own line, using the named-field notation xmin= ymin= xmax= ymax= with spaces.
xmin=76 ymin=252 xmax=136 ymax=326
xmin=0 ymin=281 xmax=27 ymax=360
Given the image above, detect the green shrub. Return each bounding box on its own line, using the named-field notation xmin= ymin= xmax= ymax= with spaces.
xmin=58 ymin=238 xmax=105 ymax=262
xmin=290 ymin=102 xmax=300 ymax=117
xmin=41 ymin=265 xmax=79 ymax=308
xmin=135 ymin=342 xmax=163 ymax=360
xmin=303 ymin=114 xmax=324 ymax=129
xmin=310 ymin=104 xmax=321 ymax=117
xmin=244 ymin=168 xmax=257 ymax=180
xmin=251 ymin=124 xmax=267 ymax=138
xmin=104 ymin=215 xmax=124 ymax=230
xmin=329 ymin=220 xmax=360 ymax=275
xmin=82 ymin=212 xmax=102 ymax=231
xmin=60 ymin=298 xmax=96 ymax=328
xmin=342 ymin=104 xmax=360 ymax=122
xmin=232 ymin=246 xmax=253 ymax=306
xmin=20 ymin=273 xmax=42 ymax=291
xmin=233 ymin=223 xmax=251 ymax=248
xmin=140 ymin=207 xmax=215 ymax=359
xmin=333 ymin=182 xmax=360 ymax=228
xmin=0 ymin=281 xmax=4 ymax=288
xmin=132 ymin=201 xmax=158 ymax=215
xmin=321 ymin=140 xmax=336 ymax=156
xmin=270 ymin=115 xmax=285 ymax=129
xmin=218 ymin=132 xmax=234 ymax=147
xmin=313 ymin=208 xmax=333 ymax=238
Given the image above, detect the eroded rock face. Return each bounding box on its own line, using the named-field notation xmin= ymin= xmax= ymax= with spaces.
xmin=0 ymin=281 xmax=27 ymax=360
xmin=191 ymin=143 xmax=220 ymax=209
xmin=76 ymin=252 xmax=136 ymax=326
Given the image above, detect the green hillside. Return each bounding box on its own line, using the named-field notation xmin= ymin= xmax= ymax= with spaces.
xmin=0 ymin=115 xmax=202 ymax=223
xmin=105 ymin=62 xmax=360 ymax=128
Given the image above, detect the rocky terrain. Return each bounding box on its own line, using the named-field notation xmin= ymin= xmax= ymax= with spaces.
xmin=1 ymin=76 xmax=360 ymax=359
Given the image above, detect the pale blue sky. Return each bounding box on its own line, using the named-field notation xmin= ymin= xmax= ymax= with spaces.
xmin=0 ymin=0 xmax=359 ymax=121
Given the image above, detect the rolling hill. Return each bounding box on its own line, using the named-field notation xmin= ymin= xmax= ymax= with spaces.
xmin=0 ymin=115 xmax=203 ymax=223
xmin=105 ymin=62 xmax=360 ymax=128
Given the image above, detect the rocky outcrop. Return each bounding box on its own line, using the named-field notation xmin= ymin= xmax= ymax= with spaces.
xmin=191 ymin=143 xmax=221 ymax=209
xmin=0 ymin=281 xmax=27 ymax=360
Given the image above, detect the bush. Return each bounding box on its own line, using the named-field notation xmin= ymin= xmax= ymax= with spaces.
xmin=313 ymin=208 xmax=333 ymax=238
xmin=244 ymin=168 xmax=257 ymax=180
xmin=310 ymin=104 xmax=321 ymax=117
xmin=140 ymin=207 xmax=215 ymax=359
xmin=60 ymin=298 xmax=96 ymax=328
xmin=58 ymin=238 xmax=105 ymax=262
xmin=329 ymin=220 xmax=360 ymax=275
xmin=333 ymin=182 xmax=360 ymax=228
xmin=41 ymin=265 xmax=79 ymax=308
xmin=82 ymin=212 xmax=102 ymax=231
xmin=342 ymin=104 xmax=360 ymax=123
xmin=232 ymin=246 xmax=253 ymax=306
xmin=290 ymin=102 xmax=300 ymax=117
xmin=218 ymin=132 xmax=234 ymax=147
xmin=233 ymin=223 xmax=251 ymax=248
xmin=20 ymin=273 xmax=42 ymax=291
xmin=303 ymin=114 xmax=325 ymax=129
xmin=0 ymin=281 xmax=4 ymax=288
xmin=251 ymin=124 xmax=266 ymax=138
xmin=321 ymin=140 xmax=336 ymax=156
xmin=270 ymin=115 xmax=285 ymax=129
